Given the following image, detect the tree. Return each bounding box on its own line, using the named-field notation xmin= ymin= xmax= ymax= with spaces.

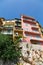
xmin=0 ymin=34 xmax=21 ymax=64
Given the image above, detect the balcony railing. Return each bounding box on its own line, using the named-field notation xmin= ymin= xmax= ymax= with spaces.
xmin=15 ymin=20 xmax=21 ymax=23
xmin=31 ymin=25 xmax=38 ymax=28
xmin=30 ymin=37 xmax=43 ymax=41
xmin=25 ymin=29 xmax=40 ymax=34
xmin=3 ymin=26 xmax=13 ymax=30
xmin=14 ymin=27 xmax=23 ymax=31
xmin=23 ymin=18 xmax=36 ymax=24
xmin=4 ymin=26 xmax=13 ymax=27
xmin=1 ymin=31 xmax=13 ymax=35
xmin=15 ymin=24 xmax=21 ymax=27
xmin=32 ymin=30 xmax=40 ymax=34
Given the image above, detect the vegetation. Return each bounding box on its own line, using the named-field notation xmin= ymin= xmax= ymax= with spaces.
xmin=0 ymin=34 xmax=21 ymax=64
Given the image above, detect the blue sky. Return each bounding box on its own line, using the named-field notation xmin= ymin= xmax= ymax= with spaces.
xmin=0 ymin=0 xmax=43 ymax=26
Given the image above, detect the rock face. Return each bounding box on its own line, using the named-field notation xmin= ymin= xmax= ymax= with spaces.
xmin=19 ymin=42 xmax=43 ymax=65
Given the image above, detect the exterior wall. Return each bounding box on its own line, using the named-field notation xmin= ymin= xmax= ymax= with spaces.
xmin=22 ymin=22 xmax=31 ymax=31
xmin=21 ymin=15 xmax=43 ymax=44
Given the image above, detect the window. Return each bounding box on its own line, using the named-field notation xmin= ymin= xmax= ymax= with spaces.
xmin=35 ymin=35 xmax=41 ymax=38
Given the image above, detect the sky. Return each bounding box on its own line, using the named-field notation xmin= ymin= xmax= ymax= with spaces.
xmin=0 ymin=0 xmax=43 ymax=26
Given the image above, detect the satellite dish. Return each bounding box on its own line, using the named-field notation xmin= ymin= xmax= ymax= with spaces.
xmin=16 ymin=32 xmax=18 ymax=36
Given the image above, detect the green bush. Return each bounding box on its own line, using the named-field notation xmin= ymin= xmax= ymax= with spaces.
xmin=0 ymin=34 xmax=21 ymax=63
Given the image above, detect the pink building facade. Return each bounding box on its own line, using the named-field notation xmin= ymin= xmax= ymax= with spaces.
xmin=21 ymin=15 xmax=43 ymax=44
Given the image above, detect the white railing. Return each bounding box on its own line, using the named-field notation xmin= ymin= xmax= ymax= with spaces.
xmin=24 ymin=29 xmax=40 ymax=34
xmin=1 ymin=31 xmax=13 ymax=35
xmin=4 ymin=26 xmax=13 ymax=27
xmin=32 ymin=30 xmax=40 ymax=34
xmin=23 ymin=18 xmax=32 ymax=21
xmin=23 ymin=18 xmax=36 ymax=23
xmin=30 ymin=37 xmax=43 ymax=41
xmin=31 ymin=25 xmax=38 ymax=28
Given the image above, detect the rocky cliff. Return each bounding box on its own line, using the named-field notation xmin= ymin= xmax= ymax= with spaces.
xmin=19 ymin=42 xmax=43 ymax=65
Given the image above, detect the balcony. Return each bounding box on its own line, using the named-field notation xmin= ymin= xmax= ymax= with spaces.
xmin=3 ymin=26 xmax=13 ymax=30
xmin=31 ymin=25 xmax=38 ymax=29
xmin=30 ymin=37 xmax=43 ymax=42
xmin=23 ymin=19 xmax=36 ymax=24
xmin=32 ymin=30 xmax=40 ymax=33
xmin=4 ymin=25 xmax=13 ymax=27
xmin=14 ymin=27 xmax=23 ymax=32
xmin=15 ymin=23 xmax=21 ymax=27
xmin=15 ymin=20 xmax=21 ymax=23
xmin=1 ymin=31 xmax=13 ymax=35
xmin=25 ymin=29 xmax=40 ymax=35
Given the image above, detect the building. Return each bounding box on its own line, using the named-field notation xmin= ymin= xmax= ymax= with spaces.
xmin=40 ymin=27 xmax=43 ymax=38
xmin=0 ymin=15 xmax=43 ymax=44
xmin=21 ymin=15 xmax=43 ymax=44
xmin=0 ymin=18 xmax=15 ymax=40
